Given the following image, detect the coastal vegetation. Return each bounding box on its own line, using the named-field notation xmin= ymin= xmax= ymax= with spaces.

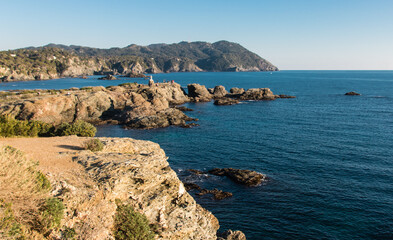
xmin=113 ymin=200 xmax=155 ymax=240
xmin=83 ymin=138 xmax=104 ymax=152
xmin=0 ymin=115 xmax=96 ymax=137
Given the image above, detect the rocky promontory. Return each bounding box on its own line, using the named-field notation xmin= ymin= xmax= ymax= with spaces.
xmin=1 ymin=136 xmax=248 ymax=239
xmin=0 ymin=82 xmax=294 ymax=130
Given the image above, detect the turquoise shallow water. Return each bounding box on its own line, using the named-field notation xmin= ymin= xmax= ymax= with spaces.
xmin=2 ymin=71 xmax=393 ymax=239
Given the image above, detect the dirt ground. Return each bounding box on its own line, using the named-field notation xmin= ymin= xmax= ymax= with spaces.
xmin=0 ymin=136 xmax=88 ymax=174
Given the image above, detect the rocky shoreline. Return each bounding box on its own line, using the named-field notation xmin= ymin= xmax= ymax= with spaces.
xmin=0 ymin=81 xmax=294 ymax=129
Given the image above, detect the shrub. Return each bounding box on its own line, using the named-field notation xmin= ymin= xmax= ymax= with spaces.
xmin=39 ymin=198 xmax=64 ymax=230
xmin=83 ymin=138 xmax=104 ymax=152
xmin=0 ymin=115 xmax=54 ymax=137
xmin=113 ymin=200 xmax=155 ymax=240
xmin=55 ymin=120 xmax=96 ymax=137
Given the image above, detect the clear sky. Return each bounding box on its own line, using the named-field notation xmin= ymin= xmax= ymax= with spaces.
xmin=1 ymin=0 xmax=393 ymax=70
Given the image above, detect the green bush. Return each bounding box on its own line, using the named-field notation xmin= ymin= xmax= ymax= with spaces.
xmin=0 ymin=115 xmax=54 ymax=137
xmin=55 ymin=120 xmax=96 ymax=137
xmin=113 ymin=200 xmax=155 ymax=240
xmin=0 ymin=200 xmax=24 ymax=239
xmin=39 ymin=198 xmax=64 ymax=231
xmin=83 ymin=138 xmax=104 ymax=152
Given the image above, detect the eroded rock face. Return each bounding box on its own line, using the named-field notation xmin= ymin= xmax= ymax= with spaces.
xmin=187 ymin=84 xmax=213 ymax=102
xmin=208 ymin=168 xmax=266 ymax=186
xmin=52 ymin=137 xmax=220 ymax=239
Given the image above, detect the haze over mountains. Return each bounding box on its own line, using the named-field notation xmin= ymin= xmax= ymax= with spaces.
xmin=0 ymin=41 xmax=278 ymax=81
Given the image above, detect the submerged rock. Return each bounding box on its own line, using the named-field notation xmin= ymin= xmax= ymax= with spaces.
xmin=345 ymin=91 xmax=361 ymax=95
xmin=208 ymin=168 xmax=266 ymax=186
xmin=214 ymin=98 xmax=239 ymax=106
xmin=197 ymin=188 xmax=233 ymax=200
xmin=217 ymin=230 xmax=247 ymax=240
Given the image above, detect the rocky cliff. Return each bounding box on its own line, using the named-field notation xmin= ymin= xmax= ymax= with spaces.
xmin=0 ymin=41 xmax=278 ymax=82
xmin=60 ymin=137 xmax=220 ymax=239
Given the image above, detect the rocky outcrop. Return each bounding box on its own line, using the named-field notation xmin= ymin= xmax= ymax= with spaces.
xmin=98 ymin=74 xmax=117 ymax=80
xmin=187 ymin=84 xmax=213 ymax=102
xmin=239 ymin=88 xmax=276 ymax=100
xmin=345 ymin=91 xmax=361 ymax=95
xmin=0 ymin=82 xmax=195 ymax=129
xmin=212 ymin=85 xmax=228 ymax=98
xmin=208 ymin=168 xmax=266 ymax=186
xmin=120 ymin=72 xmax=147 ymax=78
xmin=48 ymin=137 xmax=220 ymax=239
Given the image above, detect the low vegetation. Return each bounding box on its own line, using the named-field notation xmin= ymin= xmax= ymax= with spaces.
xmin=0 ymin=145 xmax=67 ymax=239
xmin=113 ymin=200 xmax=155 ymax=240
xmin=83 ymin=138 xmax=104 ymax=152
xmin=0 ymin=115 xmax=97 ymax=137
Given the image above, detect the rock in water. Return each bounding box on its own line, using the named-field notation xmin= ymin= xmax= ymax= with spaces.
xmin=213 ymin=85 xmax=228 ymax=98
xmin=214 ymin=98 xmax=240 ymax=105
xmin=187 ymin=83 xmax=213 ymax=102
xmin=208 ymin=168 xmax=266 ymax=186
xmin=217 ymin=230 xmax=247 ymax=240
xmin=98 ymin=74 xmax=117 ymax=80
xmin=240 ymin=88 xmax=276 ymax=100
xmin=345 ymin=91 xmax=361 ymax=95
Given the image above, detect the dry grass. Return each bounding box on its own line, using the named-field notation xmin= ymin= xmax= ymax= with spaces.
xmin=0 ymin=145 xmax=48 ymax=239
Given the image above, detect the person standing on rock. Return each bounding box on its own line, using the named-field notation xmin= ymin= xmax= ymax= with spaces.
xmin=148 ymin=76 xmax=154 ymax=87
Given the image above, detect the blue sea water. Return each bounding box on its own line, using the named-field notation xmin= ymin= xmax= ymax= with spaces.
xmin=2 ymin=71 xmax=393 ymax=239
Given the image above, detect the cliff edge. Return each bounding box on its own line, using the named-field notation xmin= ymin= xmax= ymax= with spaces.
xmin=0 ymin=136 xmax=227 ymax=239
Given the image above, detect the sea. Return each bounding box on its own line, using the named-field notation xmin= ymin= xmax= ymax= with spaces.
xmin=1 ymin=71 xmax=393 ymax=239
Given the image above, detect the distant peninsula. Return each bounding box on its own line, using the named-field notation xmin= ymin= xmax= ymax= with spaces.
xmin=0 ymin=41 xmax=278 ymax=82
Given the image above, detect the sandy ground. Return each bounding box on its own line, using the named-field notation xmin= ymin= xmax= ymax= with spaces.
xmin=0 ymin=136 xmax=88 ymax=174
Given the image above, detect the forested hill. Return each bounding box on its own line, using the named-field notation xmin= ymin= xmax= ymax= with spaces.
xmin=1 ymin=41 xmax=278 ymax=82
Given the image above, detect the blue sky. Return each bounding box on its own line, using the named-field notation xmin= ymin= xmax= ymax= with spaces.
xmin=1 ymin=0 xmax=393 ymax=70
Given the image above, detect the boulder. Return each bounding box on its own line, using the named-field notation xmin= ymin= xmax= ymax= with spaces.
xmin=208 ymin=168 xmax=266 ymax=186
xmin=230 ymin=87 xmax=245 ymax=95
xmin=187 ymin=84 xmax=213 ymax=102
xmin=213 ymin=85 xmax=228 ymax=98
xmin=345 ymin=91 xmax=361 ymax=96
xmin=214 ymin=98 xmax=239 ymax=106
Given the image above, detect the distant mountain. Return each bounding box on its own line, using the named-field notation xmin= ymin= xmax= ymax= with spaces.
xmin=0 ymin=41 xmax=278 ymax=82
